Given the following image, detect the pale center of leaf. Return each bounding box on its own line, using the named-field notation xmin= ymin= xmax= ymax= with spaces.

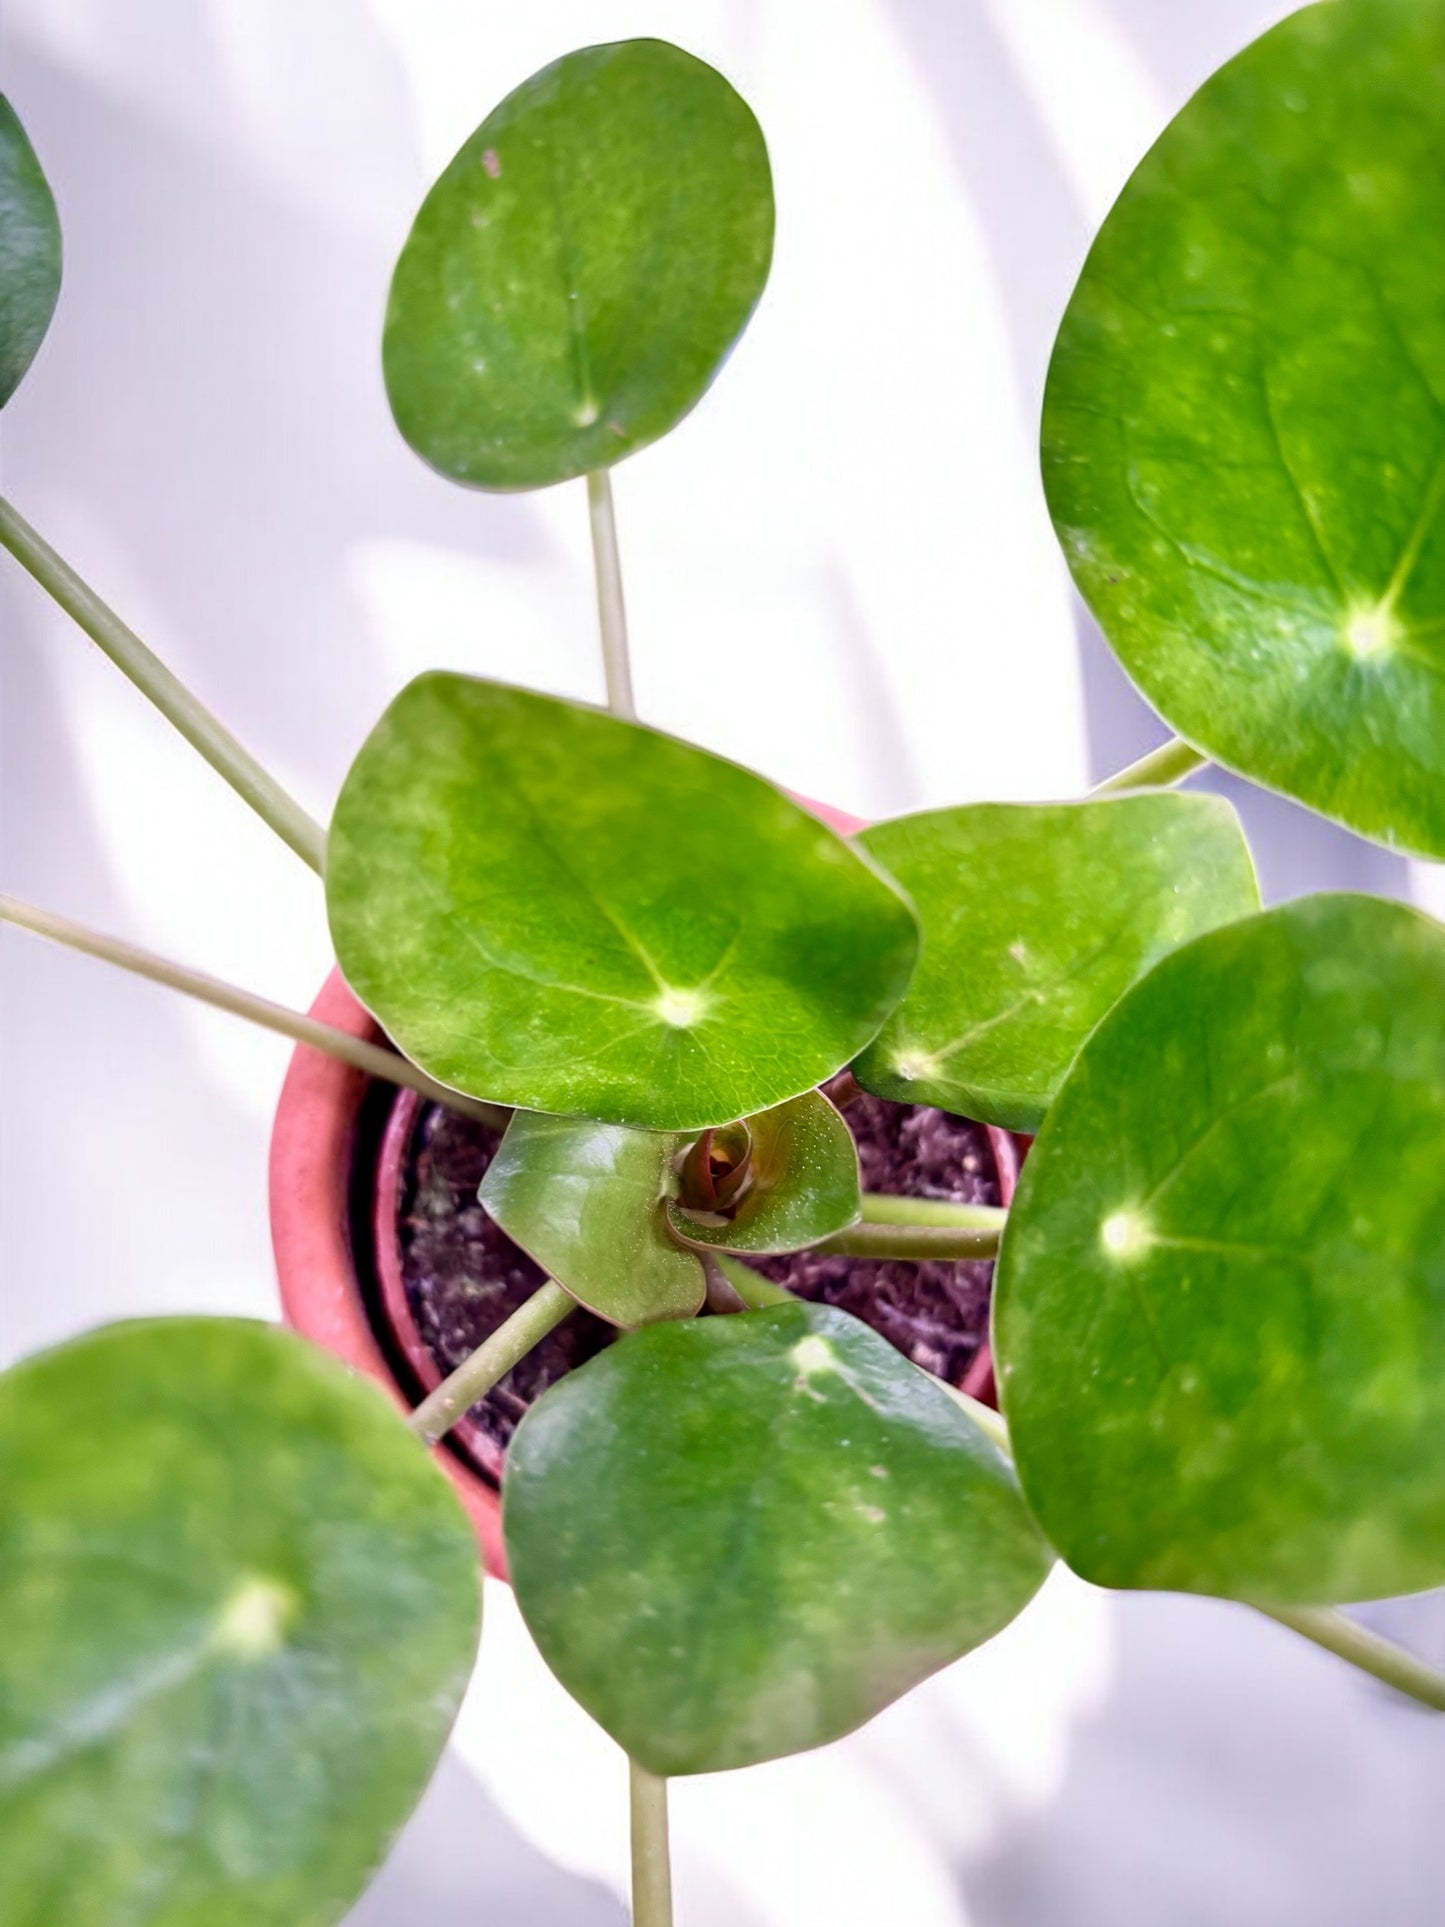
xmin=654 ymin=985 xmax=710 ymax=1029
xmin=891 ymin=1047 xmax=941 ymax=1084
xmin=1343 ymin=604 xmax=1399 ymax=661
xmin=790 ymin=1334 xmax=838 ymax=1393
xmin=1100 ymin=1209 xmax=1151 ymax=1260
xmin=212 ymin=1574 xmax=301 ymax=1660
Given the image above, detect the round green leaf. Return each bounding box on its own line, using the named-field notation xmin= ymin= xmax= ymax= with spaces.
xmin=0 ymin=1318 xmax=481 ymax=1926
xmin=327 ymin=675 xmax=919 ymax=1130
xmin=854 ymin=796 xmax=1259 ymax=1131
xmin=504 ymin=1303 xmax=1052 ymax=1775
xmin=0 ymin=97 xmax=61 ymax=408
xmin=994 ymin=893 xmax=1445 ymax=1607
xmin=1043 ymin=0 xmax=1445 ymax=857
xmin=480 ymin=1111 xmax=705 ymax=1326
xmin=667 ymin=1089 xmax=861 ymax=1254
xmin=484 ymin=1092 xmax=858 ymax=1320
xmin=383 ymin=38 xmax=773 ymax=491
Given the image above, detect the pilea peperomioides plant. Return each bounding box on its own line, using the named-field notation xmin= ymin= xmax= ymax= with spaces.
xmin=5 ymin=7 xmax=1445 ymax=1922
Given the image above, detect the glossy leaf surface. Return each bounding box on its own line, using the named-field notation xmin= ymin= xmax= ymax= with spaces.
xmin=0 ymin=97 xmax=60 ymax=408
xmin=505 ymin=1303 xmax=1052 ymax=1774
xmin=995 ymin=894 xmax=1445 ymax=1606
xmin=668 ymin=1089 xmax=860 ymax=1253
xmin=384 ymin=38 xmax=773 ymax=490
xmin=328 ymin=675 xmax=919 ymax=1129
xmin=0 ymin=1318 xmax=480 ymax=1926
xmin=1044 ymin=0 xmax=1445 ymax=857
xmin=854 ymin=796 xmax=1258 ymax=1130
xmin=486 ymin=1091 xmax=859 ymax=1320
xmin=480 ymin=1110 xmax=704 ymax=1325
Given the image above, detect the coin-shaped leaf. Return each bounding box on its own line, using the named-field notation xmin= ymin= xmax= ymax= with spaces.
xmin=994 ymin=894 xmax=1445 ymax=1606
xmin=480 ymin=1111 xmax=705 ymax=1326
xmin=504 ymin=1303 xmax=1052 ymax=1775
xmin=0 ymin=1318 xmax=481 ymax=1926
xmin=667 ymin=1089 xmax=860 ymax=1254
xmin=485 ymin=1090 xmax=860 ymax=1320
xmin=853 ymin=796 xmax=1258 ymax=1131
xmin=383 ymin=38 xmax=773 ymax=490
xmin=0 ymin=97 xmax=61 ymax=408
xmin=1044 ymin=0 xmax=1445 ymax=857
xmin=327 ymin=675 xmax=919 ymax=1130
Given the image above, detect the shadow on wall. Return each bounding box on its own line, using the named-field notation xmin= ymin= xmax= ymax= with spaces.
xmin=884 ymin=0 xmax=1408 ymax=904
xmin=348 ymin=1753 xmax=625 ymax=1927
xmin=964 ymin=1589 xmax=1445 ymax=1927
xmin=6 ymin=8 xmax=555 ymax=820
xmin=1097 ymin=0 xmax=1289 ymax=95
xmin=0 ymin=16 xmax=609 ymax=1923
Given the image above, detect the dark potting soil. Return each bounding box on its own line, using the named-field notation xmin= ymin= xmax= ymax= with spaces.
xmin=752 ymin=1091 xmax=999 ymax=1387
xmin=396 ymin=1089 xmax=1001 ymax=1486
xmin=396 ymin=1105 xmax=614 ymax=1485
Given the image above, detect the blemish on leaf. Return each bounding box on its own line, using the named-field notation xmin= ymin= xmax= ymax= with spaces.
xmin=482 ymin=148 xmax=502 ymax=179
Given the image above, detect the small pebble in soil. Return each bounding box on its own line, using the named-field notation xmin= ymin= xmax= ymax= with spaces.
xmin=397 ymin=1090 xmax=1002 ymax=1487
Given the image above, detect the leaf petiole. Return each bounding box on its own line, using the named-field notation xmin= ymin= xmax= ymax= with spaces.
xmin=700 ymin=1252 xmax=749 ymax=1315
xmin=407 ymin=1282 xmax=575 ymax=1445
xmin=1090 ymin=736 xmax=1208 ymax=797
xmin=860 ymin=1193 xmax=1008 ymax=1234
xmin=628 ymin=1758 xmax=674 ymax=1927
xmin=815 ymin=1220 xmax=1003 ymax=1261
xmin=1257 ymin=1604 xmax=1445 ymax=1715
xmin=710 ymin=1255 xmax=794 ymax=1310
xmin=0 ymin=495 xmax=326 ymax=872
xmin=587 ymin=467 xmax=636 ymax=720
xmin=0 ymin=890 xmax=508 ymax=1127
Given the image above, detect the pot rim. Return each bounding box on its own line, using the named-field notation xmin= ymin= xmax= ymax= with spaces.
xmin=373 ymin=1085 xmax=509 ymax=1486
xmin=269 ymin=795 xmax=1021 ymax=1579
xmin=268 ymin=967 xmax=508 ymax=1574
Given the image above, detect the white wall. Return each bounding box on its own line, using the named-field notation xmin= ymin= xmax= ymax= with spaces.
xmin=4 ymin=4 xmax=1443 ymax=1922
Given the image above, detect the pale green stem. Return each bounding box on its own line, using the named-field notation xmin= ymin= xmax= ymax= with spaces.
xmin=1090 ymin=735 xmax=1208 ymax=797
xmin=1258 ymin=1605 xmax=1445 ymax=1714
xmin=586 ymin=468 xmax=636 ymax=719
xmin=0 ymin=891 xmax=508 ymax=1129
xmin=943 ymin=1384 xmax=1012 ymax=1453
xmin=629 ymin=1758 xmax=674 ymax=1927
xmin=712 ymin=1254 xmax=794 ymax=1309
xmin=407 ymin=1282 xmax=574 ymax=1445
xmin=0 ymin=495 xmax=326 ymax=872
xmin=700 ymin=1251 xmax=749 ymax=1314
xmin=815 ymin=1220 xmax=1002 ymax=1261
xmin=861 ymin=1193 xmax=1009 ymax=1233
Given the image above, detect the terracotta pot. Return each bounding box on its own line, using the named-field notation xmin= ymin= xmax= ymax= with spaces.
xmin=269 ymin=967 xmax=509 ymax=1573
xmin=270 ymin=800 xmax=1023 ymax=1577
